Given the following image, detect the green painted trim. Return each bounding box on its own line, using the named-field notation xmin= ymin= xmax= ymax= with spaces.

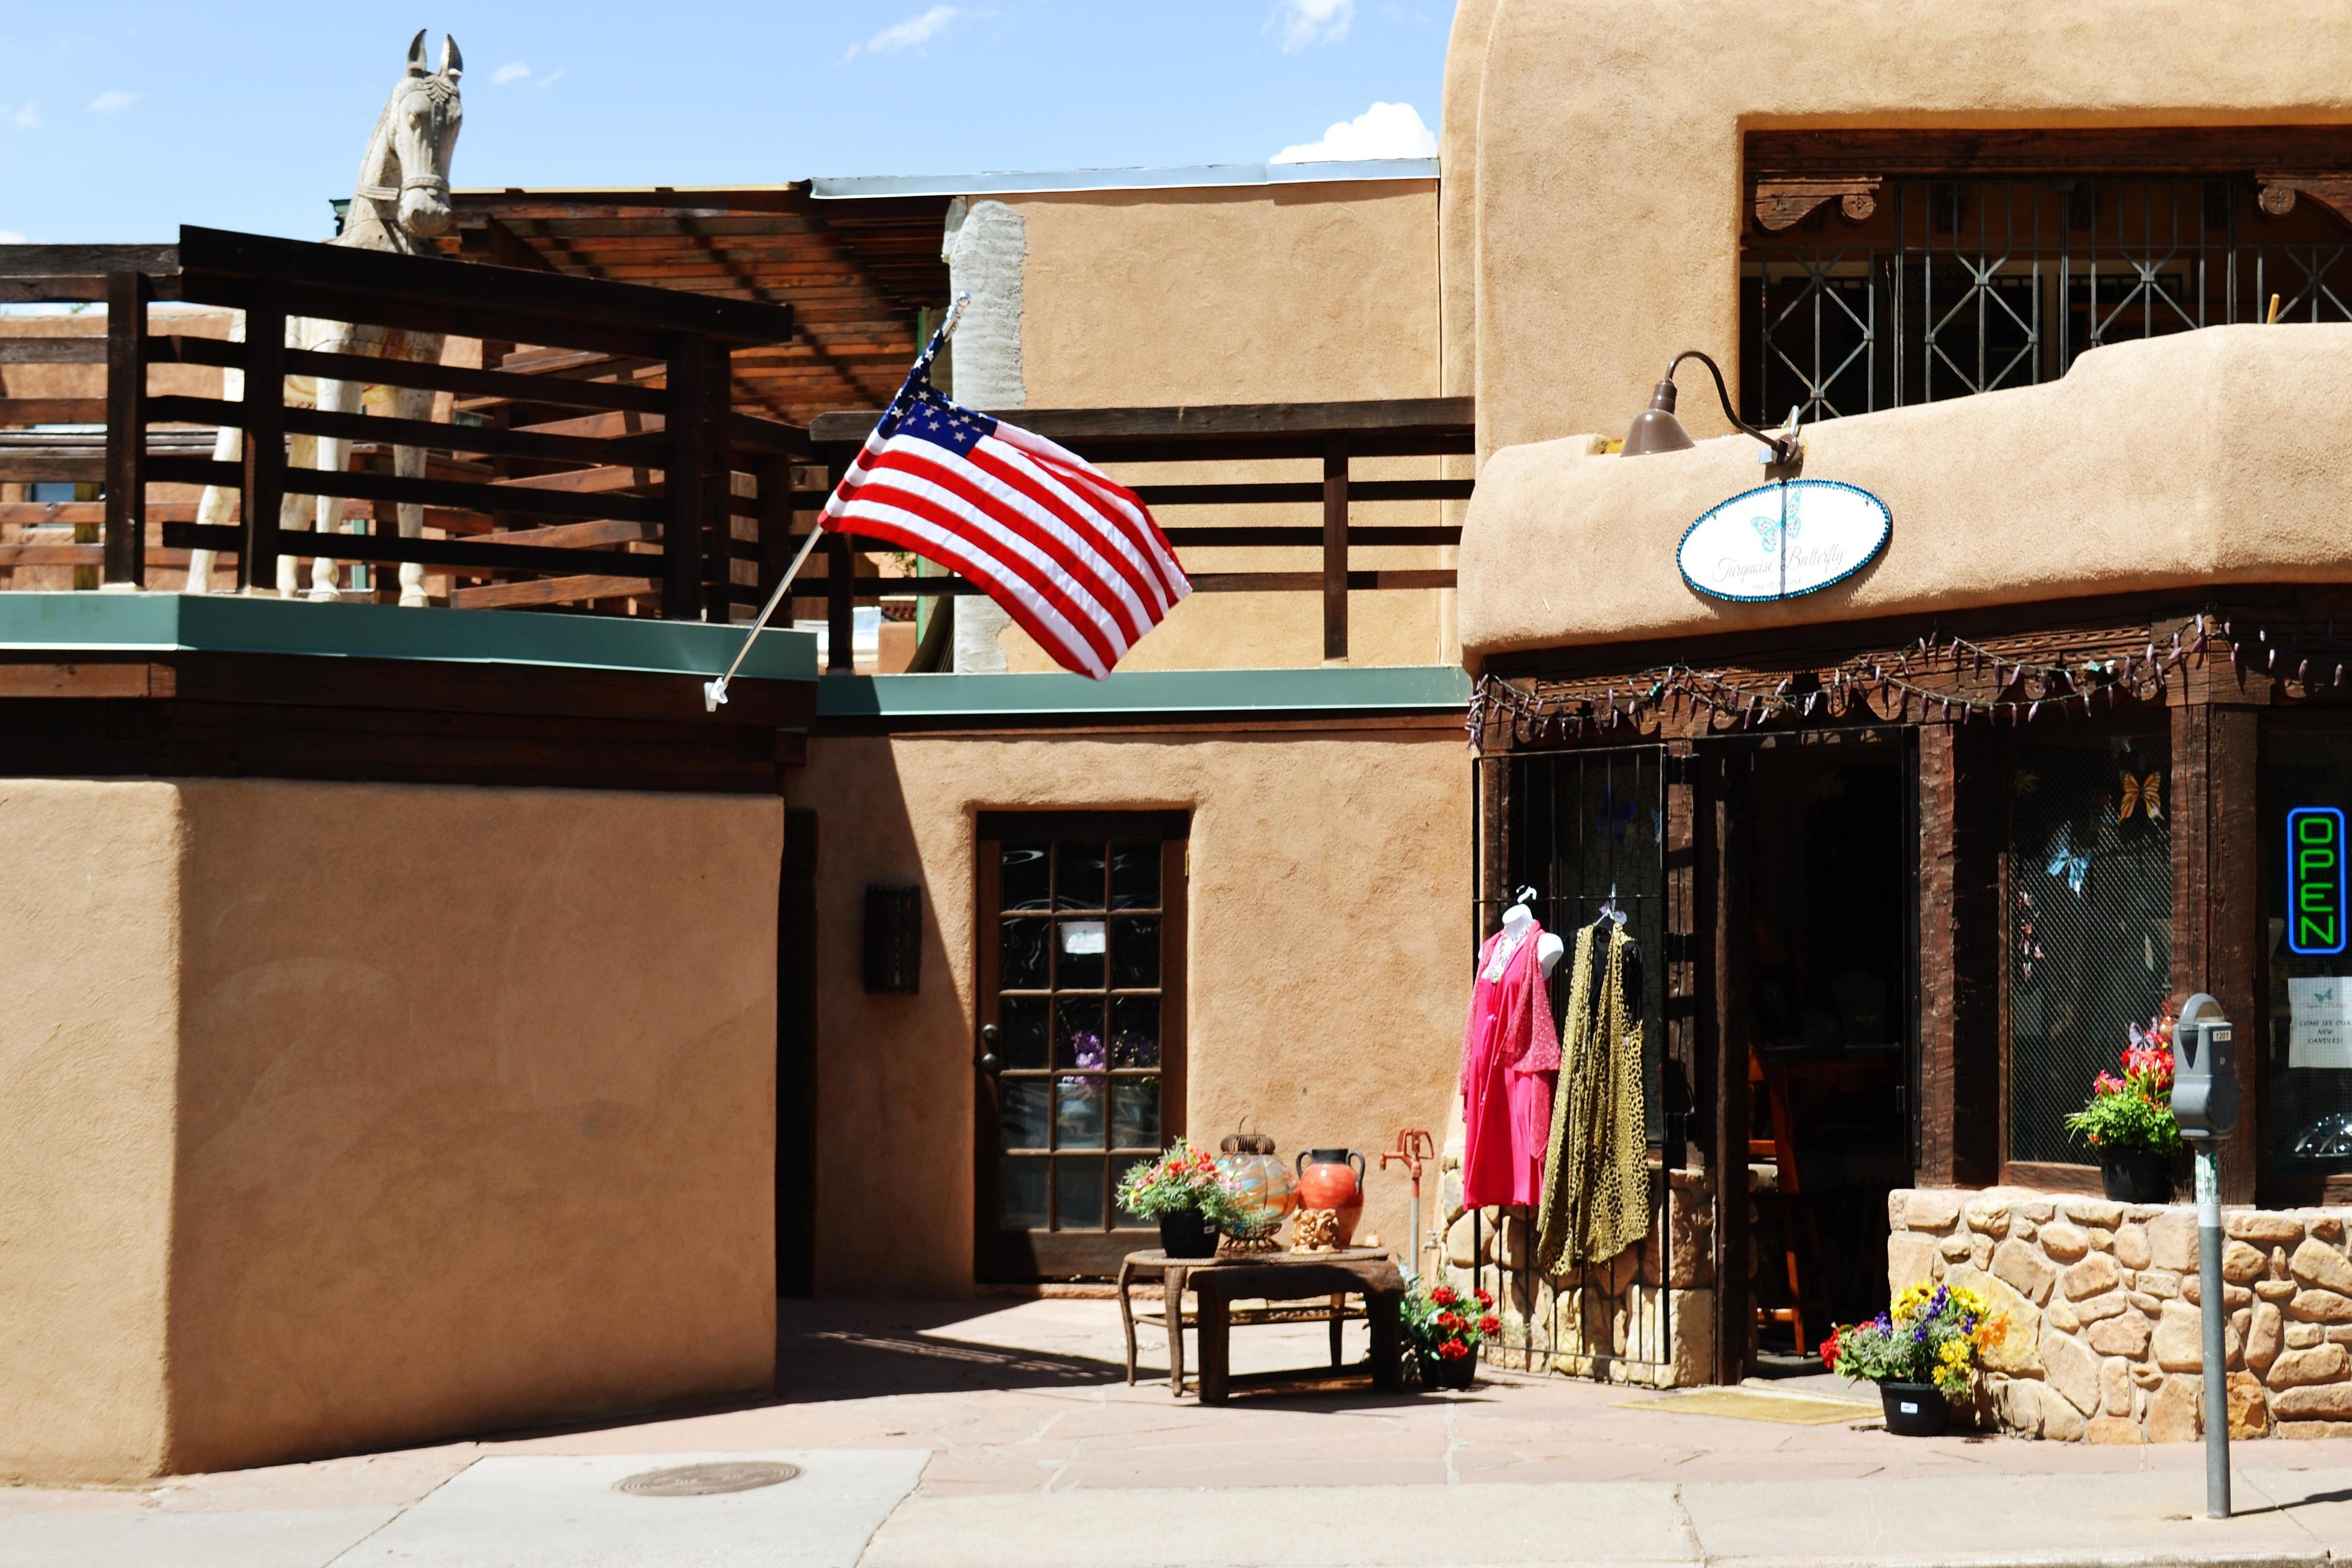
xmin=0 ymin=592 xmax=817 ymax=682
xmin=817 ymin=664 xmax=1472 ymax=718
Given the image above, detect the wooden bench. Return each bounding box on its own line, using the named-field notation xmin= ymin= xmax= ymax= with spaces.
xmin=1115 ymin=1248 xmax=1406 ymax=1401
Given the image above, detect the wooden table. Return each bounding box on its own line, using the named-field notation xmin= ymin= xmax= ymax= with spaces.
xmin=1115 ymin=1248 xmax=1406 ymax=1403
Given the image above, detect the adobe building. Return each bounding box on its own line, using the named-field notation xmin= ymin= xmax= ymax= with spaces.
xmin=15 ymin=0 xmax=2352 ymax=1481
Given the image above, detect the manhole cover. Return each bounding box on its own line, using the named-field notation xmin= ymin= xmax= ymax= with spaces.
xmin=615 ymin=1461 xmax=802 ymax=1497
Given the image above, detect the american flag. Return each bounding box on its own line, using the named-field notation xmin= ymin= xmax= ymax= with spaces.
xmin=820 ymin=361 xmax=1190 ymax=679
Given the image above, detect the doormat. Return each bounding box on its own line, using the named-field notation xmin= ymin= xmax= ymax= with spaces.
xmin=1618 ymin=1388 xmax=1880 ymax=1426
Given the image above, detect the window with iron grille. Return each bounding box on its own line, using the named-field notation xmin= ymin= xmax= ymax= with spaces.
xmin=1741 ymin=177 xmax=2352 ymax=426
xmin=2005 ymin=733 xmax=2173 ymax=1167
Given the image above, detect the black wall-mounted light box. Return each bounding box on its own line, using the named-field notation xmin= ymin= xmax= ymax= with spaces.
xmin=863 ymin=885 xmax=922 ymax=995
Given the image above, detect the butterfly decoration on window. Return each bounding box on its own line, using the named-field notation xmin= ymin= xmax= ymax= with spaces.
xmin=2118 ymin=770 xmax=2163 ymax=821
xmin=1751 ymin=511 xmax=1802 ymax=553
xmin=2045 ymin=825 xmax=2090 ymax=897
xmin=1594 ymin=785 xmax=1638 ymax=845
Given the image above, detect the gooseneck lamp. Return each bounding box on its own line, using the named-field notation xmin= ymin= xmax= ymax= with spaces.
xmin=1621 ymin=350 xmax=1801 ymax=466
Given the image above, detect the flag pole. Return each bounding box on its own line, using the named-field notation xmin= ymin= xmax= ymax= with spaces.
xmin=704 ymin=293 xmax=971 ymax=712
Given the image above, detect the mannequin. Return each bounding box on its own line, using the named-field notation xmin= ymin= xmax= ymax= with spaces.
xmin=1483 ymin=886 xmax=1566 ymax=981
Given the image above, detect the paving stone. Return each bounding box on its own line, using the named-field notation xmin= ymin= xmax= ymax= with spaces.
xmin=2114 ymin=1223 xmax=2153 ymax=1270
xmin=2039 ymin=1221 xmax=2090 ymax=1262
xmin=2062 ymin=1253 xmax=2120 ymax=1300
xmin=2228 ymin=1212 xmax=2308 ymax=1246
xmin=2292 ymin=1237 xmax=2352 ymax=1293
xmin=2268 ymin=1343 xmax=2351 ymax=1387
xmin=2147 ymin=1374 xmax=2203 ymax=1442
xmin=2087 ymin=1313 xmax=2152 ymax=1357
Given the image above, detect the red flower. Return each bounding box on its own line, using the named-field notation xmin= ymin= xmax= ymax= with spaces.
xmin=1436 ymin=1311 xmax=1461 ymax=1331
xmin=1438 ymin=1340 xmax=1469 ymax=1360
xmin=1477 ymin=1314 xmax=1502 ymax=1336
xmin=1474 ymin=1288 xmax=1494 ymax=1308
xmin=1819 ymin=1330 xmax=1841 ymax=1371
xmin=1430 ymin=1286 xmax=1458 ymax=1307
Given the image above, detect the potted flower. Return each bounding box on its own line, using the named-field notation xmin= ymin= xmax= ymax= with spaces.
xmin=1403 ymin=1281 xmax=1497 ymax=1390
xmin=2063 ymin=1010 xmax=2182 ymax=1202
xmin=1822 ymin=1281 xmax=2008 ymax=1436
xmin=1116 ymin=1137 xmax=1246 ymax=1259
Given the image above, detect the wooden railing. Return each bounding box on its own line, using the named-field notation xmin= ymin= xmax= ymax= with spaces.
xmin=0 ymin=228 xmax=1475 ymax=658
xmin=0 ymin=226 xmax=810 ymax=617
xmin=802 ymin=398 xmax=1474 ymax=670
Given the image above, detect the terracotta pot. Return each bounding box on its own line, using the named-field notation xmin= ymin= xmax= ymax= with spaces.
xmin=1294 ymin=1148 xmax=1366 ymax=1246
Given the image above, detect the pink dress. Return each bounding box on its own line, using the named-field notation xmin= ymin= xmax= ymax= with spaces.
xmin=1459 ymin=924 xmax=1562 ymax=1209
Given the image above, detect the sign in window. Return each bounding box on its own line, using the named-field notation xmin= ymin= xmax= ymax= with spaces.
xmin=2288 ymin=806 xmax=2348 ymax=957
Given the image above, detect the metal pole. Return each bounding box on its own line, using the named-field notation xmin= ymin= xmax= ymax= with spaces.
xmin=702 ymin=522 xmax=826 ymax=711
xmin=2196 ymin=1143 xmax=2230 ymax=1518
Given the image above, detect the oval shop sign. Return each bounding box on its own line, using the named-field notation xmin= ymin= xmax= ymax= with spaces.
xmin=1677 ymin=479 xmax=1891 ymax=603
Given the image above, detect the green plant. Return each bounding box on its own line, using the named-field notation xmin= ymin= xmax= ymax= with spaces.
xmin=1114 ymin=1137 xmax=1246 ymax=1226
xmin=2063 ymin=1014 xmax=2182 ymax=1158
xmin=1401 ymin=1281 xmax=1498 ymax=1366
xmin=1822 ymin=1281 xmax=2008 ymax=1398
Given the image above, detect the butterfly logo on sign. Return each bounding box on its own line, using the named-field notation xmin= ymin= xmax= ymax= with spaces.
xmin=1751 ymin=511 xmax=1802 ymax=554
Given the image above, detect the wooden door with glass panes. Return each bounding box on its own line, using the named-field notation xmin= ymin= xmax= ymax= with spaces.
xmin=975 ymin=811 xmax=1188 ymax=1279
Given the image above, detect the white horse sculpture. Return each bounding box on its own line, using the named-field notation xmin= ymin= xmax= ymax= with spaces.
xmin=187 ymin=30 xmax=463 ymax=605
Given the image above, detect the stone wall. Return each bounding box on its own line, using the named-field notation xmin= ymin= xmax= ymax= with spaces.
xmin=1889 ymin=1187 xmax=2352 ymax=1442
xmin=1435 ymin=1124 xmax=1714 ymax=1386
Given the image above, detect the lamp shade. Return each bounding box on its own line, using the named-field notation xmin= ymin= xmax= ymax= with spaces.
xmin=1622 ymin=378 xmax=1695 ymax=456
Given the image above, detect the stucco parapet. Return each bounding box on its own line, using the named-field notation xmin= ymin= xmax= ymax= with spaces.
xmin=1458 ymin=325 xmax=2352 ymax=668
xmin=817 ymin=664 xmax=1473 ymax=720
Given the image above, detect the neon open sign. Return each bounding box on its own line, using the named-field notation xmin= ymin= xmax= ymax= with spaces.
xmin=2290 ymin=806 xmax=2349 ymax=956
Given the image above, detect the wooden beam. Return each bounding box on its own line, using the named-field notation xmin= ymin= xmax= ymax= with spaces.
xmin=2172 ymin=700 xmax=2265 ymax=1204
xmin=1322 ymin=435 xmax=1348 ymax=663
xmin=104 ymin=270 xmax=148 ymax=586
xmin=1916 ymin=721 xmax=2000 ymax=1187
xmin=0 ymin=398 xmax=108 ymax=424
xmin=450 ymin=573 xmax=657 ymax=610
xmin=0 ymin=340 xmax=108 ymax=364
xmin=808 ymin=396 xmax=1476 ymax=447
xmin=662 ymin=333 xmax=709 ymax=619
xmin=238 ymin=300 xmax=287 ymax=592
xmin=1747 ymin=126 xmax=2352 ymax=180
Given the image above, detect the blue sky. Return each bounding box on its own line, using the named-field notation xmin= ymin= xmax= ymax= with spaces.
xmin=0 ymin=2 xmax=1450 ymax=244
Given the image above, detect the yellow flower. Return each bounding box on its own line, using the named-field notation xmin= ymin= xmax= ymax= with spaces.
xmin=1939 ymin=1340 xmax=1970 ymax=1368
xmin=1947 ymin=1286 xmax=1988 ymax=1317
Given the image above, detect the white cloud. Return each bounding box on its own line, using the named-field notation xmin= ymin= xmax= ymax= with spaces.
xmin=845 ymin=5 xmax=971 ymax=62
xmin=87 ymin=90 xmax=137 ymax=113
xmin=491 ymin=59 xmax=532 ymax=85
xmin=535 ymin=67 xmax=567 ymax=89
xmin=1270 ymin=0 xmax=1354 ymax=52
xmin=0 ymin=230 xmax=26 ymax=244
xmin=12 ymin=103 xmax=40 ymax=129
xmin=1270 ymin=100 xmax=1435 ymax=164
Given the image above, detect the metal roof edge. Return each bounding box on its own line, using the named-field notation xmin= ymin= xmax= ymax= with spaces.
xmin=816 ymin=664 xmax=1471 ymax=720
xmin=0 ymin=592 xmax=818 ymax=683
xmin=809 ymin=159 xmax=1441 ymax=200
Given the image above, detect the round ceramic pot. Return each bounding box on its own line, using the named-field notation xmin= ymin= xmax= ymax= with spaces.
xmin=1880 ymin=1381 xmax=1949 ymax=1437
xmin=1295 ymin=1148 xmax=1367 ymax=1246
xmin=1424 ymin=1344 xmax=1479 ymax=1391
xmin=1157 ymin=1210 xmax=1219 ymax=1260
xmin=2100 ymin=1150 xmax=2172 ymax=1204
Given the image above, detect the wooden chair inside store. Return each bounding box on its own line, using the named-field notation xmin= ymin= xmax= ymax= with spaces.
xmin=1748 ymin=1052 xmax=1824 ymax=1354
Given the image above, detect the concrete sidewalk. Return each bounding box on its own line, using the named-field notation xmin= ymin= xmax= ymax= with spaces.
xmin=9 ymin=1297 xmax=2352 ymax=1566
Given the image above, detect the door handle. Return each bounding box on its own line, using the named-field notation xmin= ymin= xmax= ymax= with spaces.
xmin=976 ymin=1023 xmax=1003 ymax=1076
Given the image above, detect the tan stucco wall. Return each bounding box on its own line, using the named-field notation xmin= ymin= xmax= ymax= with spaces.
xmin=788 ymin=727 xmax=1469 ymax=1293
xmin=0 ymin=780 xmax=184 ymax=1482
xmin=1000 ymin=183 xmax=1449 ymax=672
xmin=1457 ymin=323 xmax=2352 ymax=663
xmin=0 ymin=777 xmax=781 ymax=1482
xmin=1453 ymin=0 xmax=2352 ymax=456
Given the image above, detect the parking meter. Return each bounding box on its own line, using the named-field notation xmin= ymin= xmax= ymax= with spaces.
xmin=2169 ymin=990 xmax=2235 ymax=1518
xmin=2171 ymin=992 xmax=2239 ymax=1139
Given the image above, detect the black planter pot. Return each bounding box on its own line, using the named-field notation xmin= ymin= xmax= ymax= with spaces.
xmin=1880 ymin=1381 xmax=1949 ymax=1437
xmin=1423 ymin=1344 xmax=1480 ymax=1390
xmin=2100 ymin=1150 xmax=2173 ymax=1204
xmin=1157 ymin=1210 xmax=1219 ymax=1259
